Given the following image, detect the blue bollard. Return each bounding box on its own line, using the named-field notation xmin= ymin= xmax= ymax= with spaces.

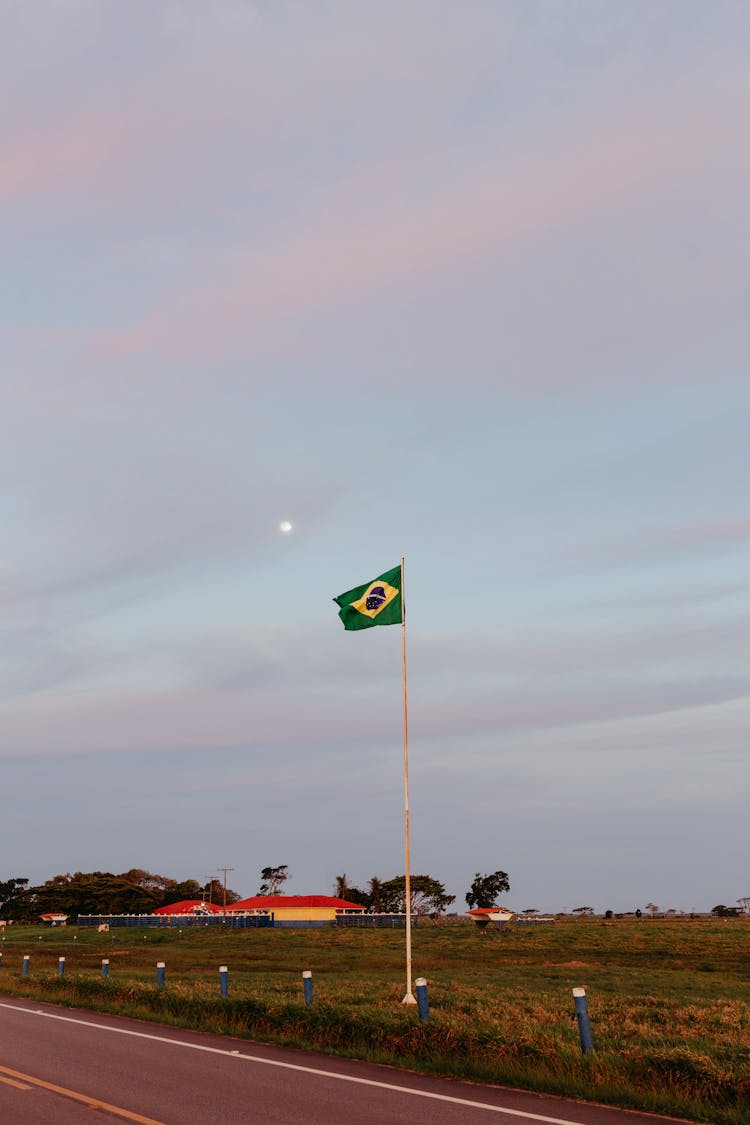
xmin=156 ymin=961 xmax=165 ymax=988
xmin=415 ymin=977 xmax=430 ymax=1022
xmin=219 ymin=965 xmax=229 ymax=998
xmin=58 ymin=956 xmax=65 ymax=978
xmin=102 ymin=959 xmax=109 ymax=979
xmin=22 ymin=955 xmax=30 ymax=978
xmin=573 ymin=987 xmax=594 ymax=1054
xmin=302 ymin=970 xmax=313 ymax=1008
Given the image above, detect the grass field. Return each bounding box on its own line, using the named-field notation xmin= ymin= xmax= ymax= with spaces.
xmin=1 ymin=918 xmax=748 ymax=1123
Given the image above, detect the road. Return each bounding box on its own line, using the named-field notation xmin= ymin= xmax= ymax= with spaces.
xmin=1 ymin=996 xmax=681 ymax=1124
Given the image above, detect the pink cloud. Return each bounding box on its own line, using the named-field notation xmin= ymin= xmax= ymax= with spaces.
xmin=2 ymin=637 xmax=744 ymax=758
xmin=77 ymin=70 xmax=747 ymax=379
xmin=0 ymin=8 xmax=504 ymax=215
xmin=588 ymin=517 xmax=750 ymax=566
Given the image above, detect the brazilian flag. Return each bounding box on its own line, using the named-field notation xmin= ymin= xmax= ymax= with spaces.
xmin=334 ymin=564 xmax=402 ymax=631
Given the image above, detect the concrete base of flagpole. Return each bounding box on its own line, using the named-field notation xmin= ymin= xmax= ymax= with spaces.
xmin=402 ymin=992 xmax=417 ymax=1005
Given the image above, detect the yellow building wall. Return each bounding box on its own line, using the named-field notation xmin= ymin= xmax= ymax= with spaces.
xmin=272 ymin=906 xmax=339 ymax=922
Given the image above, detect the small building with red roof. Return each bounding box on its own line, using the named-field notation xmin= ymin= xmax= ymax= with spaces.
xmin=228 ymin=895 xmax=365 ymax=925
xmin=466 ymin=906 xmax=515 ymax=930
xmin=153 ymin=900 xmax=222 ymax=916
xmin=40 ymin=912 xmax=69 ymax=926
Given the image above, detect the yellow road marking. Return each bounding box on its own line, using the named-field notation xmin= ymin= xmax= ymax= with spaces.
xmin=0 ymin=1074 xmax=32 ymax=1090
xmin=0 ymin=1064 xmax=168 ymax=1124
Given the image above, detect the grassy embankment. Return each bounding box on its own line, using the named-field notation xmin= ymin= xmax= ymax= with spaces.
xmin=1 ymin=918 xmax=748 ymax=1124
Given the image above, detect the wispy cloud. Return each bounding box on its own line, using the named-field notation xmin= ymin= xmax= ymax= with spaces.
xmin=1 ymin=3 xmax=748 ymax=910
xmin=72 ymin=69 xmax=748 ymax=385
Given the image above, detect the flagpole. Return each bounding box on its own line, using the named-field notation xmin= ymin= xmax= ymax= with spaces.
xmin=401 ymin=555 xmax=416 ymax=1005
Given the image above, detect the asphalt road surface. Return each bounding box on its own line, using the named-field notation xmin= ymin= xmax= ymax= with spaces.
xmin=1 ymin=996 xmax=682 ymax=1124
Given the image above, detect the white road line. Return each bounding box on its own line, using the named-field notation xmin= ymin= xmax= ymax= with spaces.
xmin=0 ymin=1001 xmax=596 ymax=1124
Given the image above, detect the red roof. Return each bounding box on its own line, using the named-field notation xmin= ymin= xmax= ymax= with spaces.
xmin=229 ymin=895 xmax=366 ymax=912
xmin=153 ymin=900 xmax=222 ymax=915
xmin=467 ymin=907 xmax=512 ymax=915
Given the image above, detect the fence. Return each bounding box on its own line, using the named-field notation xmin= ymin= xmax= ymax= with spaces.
xmin=78 ymin=913 xmax=273 ymax=929
xmin=335 ymin=913 xmax=417 ymax=928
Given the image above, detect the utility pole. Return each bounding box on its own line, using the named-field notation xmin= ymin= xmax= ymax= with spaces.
xmin=216 ymin=867 xmax=235 ymax=918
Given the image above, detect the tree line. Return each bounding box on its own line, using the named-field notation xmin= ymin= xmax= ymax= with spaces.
xmin=0 ymin=867 xmax=511 ymax=921
xmin=333 ymin=869 xmax=509 ymax=914
xmin=0 ymin=871 xmax=242 ymax=922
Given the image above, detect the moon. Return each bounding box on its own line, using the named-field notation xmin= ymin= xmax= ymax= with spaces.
xmin=279 ymin=520 xmax=293 ymax=534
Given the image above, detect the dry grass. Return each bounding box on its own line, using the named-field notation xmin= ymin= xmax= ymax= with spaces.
xmin=1 ymin=917 xmax=748 ymax=1123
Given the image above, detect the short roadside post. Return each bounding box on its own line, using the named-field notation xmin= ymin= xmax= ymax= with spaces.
xmin=302 ymin=970 xmax=313 ymax=1008
xmin=102 ymin=958 xmax=109 ymax=979
xmin=58 ymin=956 xmax=65 ymax=978
xmin=156 ymin=961 xmax=165 ymax=988
xmin=219 ymin=965 xmax=229 ymax=998
xmin=572 ymin=987 xmax=594 ymax=1055
xmin=22 ymin=955 xmax=30 ymax=978
xmin=415 ymin=977 xmax=429 ymax=1022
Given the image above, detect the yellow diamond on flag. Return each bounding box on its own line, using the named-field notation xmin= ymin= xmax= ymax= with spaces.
xmin=350 ymin=579 xmax=399 ymax=619
xmin=334 ymin=564 xmax=402 ymax=630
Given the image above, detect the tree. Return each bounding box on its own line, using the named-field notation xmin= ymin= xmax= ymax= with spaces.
xmin=711 ymin=904 xmax=741 ymax=918
xmin=0 ymin=877 xmax=30 ymax=920
xmin=572 ymin=906 xmax=594 ymax=916
xmin=118 ymin=869 xmax=181 ymax=911
xmin=172 ymin=879 xmax=203 ymax=902
xmin=645 ymin=902 xmax=661 ymax=917
xmin=380 ymin=875 xmax=455 ymax=915
xmin=201 ymin=879 xmax=240 ymax=907
xmin=27 ymin=871 xmax=158 ymax=918
xmin=465 ymin=870 xmax=510 ymax=910
xmin=368 ymin=876 xmax=383 ymax=913
xmin=343 ymin=886 xmax=371 ymax=908
xmin=259 ymin=866 xmax=289 ymax=895
xmin=466 ymin=871 xmax=511 ymax=910
xmin=5 ymin=869 xmax=244 ymax=922
xmin=331 ymin=873 xmax=369 ymax=907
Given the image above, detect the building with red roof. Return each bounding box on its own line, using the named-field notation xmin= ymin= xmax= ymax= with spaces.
xmin=466 ymin=906 xmax=515 ymax=930
xmin=40 ymin=912 xmax=69 ymax=926
xmin=228 ymin=895 xmax=365 ymax=924
xmin=153 ymin=900 xmax=222 ymax=916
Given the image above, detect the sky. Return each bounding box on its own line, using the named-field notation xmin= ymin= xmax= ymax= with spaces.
xmin=1 ymin=1 xmax=748 ymax=916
